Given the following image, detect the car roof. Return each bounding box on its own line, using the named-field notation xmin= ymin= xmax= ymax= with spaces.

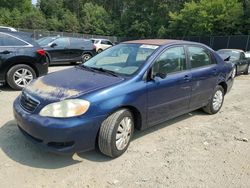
xmin=122 ymin=39 xmax=182 ymax=46
xmin=91 ymin=38 xmax=110 ymax=41
xmin=0 ymin=26 xmax=17 ymax=31
xmin=217 ymin=49 xmax=244 ymax=53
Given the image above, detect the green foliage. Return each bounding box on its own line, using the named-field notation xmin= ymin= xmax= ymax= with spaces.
xmin=19 ymin=9 xmax=46 ymax=29
xmin=80 ymin=2 xmax=113 ymax=35
xmin=0 ymin=0 xmax=249 ymax=37
xmin=62 ymin=11 xmax=79 ymax=32
xmin=168 ymin=0 xmax=244 ymax=37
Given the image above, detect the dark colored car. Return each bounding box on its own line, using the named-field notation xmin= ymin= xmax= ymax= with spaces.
xmin=14 ymin=39 xmax=233 ymax=158
xmin=38 ymin=37 xmax=96 ymax=65
xmin=217 ymin=49 xmax=250 ymax=78
xmin=0 ymin=32 xmax=48 ymax=90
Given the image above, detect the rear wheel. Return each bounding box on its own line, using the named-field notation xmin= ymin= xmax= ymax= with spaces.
xmin=82 ymin=53 xmax=92 ymax=63
xmin=203 ymin=85 xmax=224 ymax=115
xmin=244 ymin=65 xmax=250 ymax=75
xmin=7 ymin=64 xmax=36 ymax=90
xmin=97 ymin=49 xmax=103 ymax=54
xmin=232 ymin=66 xmax=237 ymax=78
xmin=98 ymin=109 xmax=134 ymax=158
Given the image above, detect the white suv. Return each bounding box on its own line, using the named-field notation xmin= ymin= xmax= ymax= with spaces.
xmin=91 ymin=38 xmax=113 ymax=53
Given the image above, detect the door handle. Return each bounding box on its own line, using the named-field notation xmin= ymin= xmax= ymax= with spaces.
xmin=0 ymin=50 xmax=12 ymax=54
xmin=183 ymin=75 xmax=191 ymax=81
xmin=212 ymin=68 xmax=218 ymax=75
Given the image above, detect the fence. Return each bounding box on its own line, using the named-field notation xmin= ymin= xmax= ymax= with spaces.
xmin=178 ymin=35 xmax=250 ymax=51
xmin=17 ymin=28 xmax=119 ymax=43
xmin=16 ymin=28 xmax=250 ymax=51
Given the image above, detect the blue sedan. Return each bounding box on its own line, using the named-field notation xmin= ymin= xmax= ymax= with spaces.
xmin=13 ymin=39 xmax=234 ymax=158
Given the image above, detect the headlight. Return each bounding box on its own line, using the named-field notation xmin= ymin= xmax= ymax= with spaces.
xmin=39 ymin=99 xmax=90 ymax=118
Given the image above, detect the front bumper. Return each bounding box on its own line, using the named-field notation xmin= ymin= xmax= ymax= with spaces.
xmin=13 ymin=98 xmax=105 ymax=154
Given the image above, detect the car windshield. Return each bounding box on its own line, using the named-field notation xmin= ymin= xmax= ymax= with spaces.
xmin=37 ymin=37 xmax=57 ymax=46
xmin=82 ymin=43 xmax=159 ymax=76
xmin=217 ymin=50 xmax=240 ymax=61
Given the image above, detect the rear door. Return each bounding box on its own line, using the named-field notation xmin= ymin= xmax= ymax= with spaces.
xmin=68 ymin=38 xmax=84 ymax=61
xmin=187 ymin=45 xmax=218 ymax=110
xmin=48 ymin=37 xmax=70 ymax=62
xmin=146 ymin=46 xmax=192 ymax=126
xmin=0 ymin=33 xmax=28 ymax=81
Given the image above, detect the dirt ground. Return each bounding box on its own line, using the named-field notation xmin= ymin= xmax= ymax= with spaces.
xmin=0 ymin=65 xmax=249 ymax=188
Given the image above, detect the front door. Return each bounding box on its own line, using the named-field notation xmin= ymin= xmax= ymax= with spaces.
xmin=147 ymin=46 xmax=192 ymax=126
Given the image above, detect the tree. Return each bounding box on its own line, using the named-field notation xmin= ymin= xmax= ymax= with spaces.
xmin=168 ymin=0 xmax=244 ymax=37
xmin=20 ymin=9 xmax=47 ymax=29
xmin=61 ymin=11 xmax=80 ymax=32
xmin=80 ymin=2 xmax=113 ymax=35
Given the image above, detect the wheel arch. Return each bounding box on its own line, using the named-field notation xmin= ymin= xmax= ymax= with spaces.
xmin=218 ymin=81 xmax=228 ymax=94
xmin=5 ymin=60 xmax=39 ymax=79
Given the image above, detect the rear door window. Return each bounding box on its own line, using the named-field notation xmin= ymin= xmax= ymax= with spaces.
xmin=0 ymin=33 xmax=27 ymax=46
xmin=188 ymin=46 xmax=214 ymax=68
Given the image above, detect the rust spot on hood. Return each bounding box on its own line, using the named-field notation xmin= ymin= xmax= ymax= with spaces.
xmin=25 ymin=78 xmax=80 ymax=100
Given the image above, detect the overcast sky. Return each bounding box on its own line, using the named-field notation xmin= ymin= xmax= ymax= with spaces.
xmin=32 ymin=0 xmax=37 ymax=5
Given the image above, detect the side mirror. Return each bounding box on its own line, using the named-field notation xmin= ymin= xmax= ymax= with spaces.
xmin=224 ymin=56 xmax=230 ymax=61
xmin=155 ymin=72 xmax=167 ymax=79
xmin=50 ymin=43 xmax=57 ymax=48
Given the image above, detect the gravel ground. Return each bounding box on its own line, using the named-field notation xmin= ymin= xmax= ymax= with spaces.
xmin=0 ymin=65 xmax=249 ymax=188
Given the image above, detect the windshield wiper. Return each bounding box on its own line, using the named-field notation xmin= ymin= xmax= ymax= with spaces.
xmin=77 ymin=65 xmax=97 ymax=72
xmin=91 ymin=67 xmax=119 ymax=77
xmin=77 ymin=65 xmax=119 ymax=77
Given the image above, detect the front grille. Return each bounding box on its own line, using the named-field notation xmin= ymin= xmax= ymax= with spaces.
xmin=20 ymin=92 xmax=39 ymax=112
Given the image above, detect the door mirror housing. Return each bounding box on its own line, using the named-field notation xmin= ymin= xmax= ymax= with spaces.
xmin=147 ymin=67 xmax=167 ymax=81
xmin=154 ymin=72 xmax=167 ymax=79
xmin=50 ymin=43 xmax=57 ymax=48
xmin=224 ymin=56 xmax=230 ymax=61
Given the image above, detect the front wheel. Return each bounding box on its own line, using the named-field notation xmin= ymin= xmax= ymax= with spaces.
xmin=244 ymin=65 xmax=250 ymax=75
xmin=203 ymin=85 xmax=225 ymax=115
xmin=98 ymin=109 xmax=134 ymax=158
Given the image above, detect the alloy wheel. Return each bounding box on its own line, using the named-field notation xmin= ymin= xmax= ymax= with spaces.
xmin=13 ymin=68 xmax=33 ymax=88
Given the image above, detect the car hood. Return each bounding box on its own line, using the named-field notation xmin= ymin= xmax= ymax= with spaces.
xmin=24 ymin=67 xmax=124 ymax=101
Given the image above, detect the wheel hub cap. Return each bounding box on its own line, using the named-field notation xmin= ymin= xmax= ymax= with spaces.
xmin=116 ymin=117 xmax=132 ymax=151
xmin=13 ymin=68 xmax=33 ymax=88
xmin=232 ymin=67 xmax=236 ymax=78
xmin=213 ymin=90 xmax=223 ymax=111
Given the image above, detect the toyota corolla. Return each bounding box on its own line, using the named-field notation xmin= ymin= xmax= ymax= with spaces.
xmin=13 ymin=39 xmax=234 ymax=158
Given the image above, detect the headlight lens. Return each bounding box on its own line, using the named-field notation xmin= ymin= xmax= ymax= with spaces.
xmin=39 ymin=99 xmax=90 ymax=118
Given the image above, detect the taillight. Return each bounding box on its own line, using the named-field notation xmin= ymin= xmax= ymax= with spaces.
xmin=36 ymin=49 xmax=46 ymax=56
xmin=93 ymin=44 xmax=96 ymax=50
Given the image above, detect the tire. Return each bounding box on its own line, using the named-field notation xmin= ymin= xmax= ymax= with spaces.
xmin=244 ymin=64 xmax=250 ymax=75
xmin=6 ymin=64 xmax=36 ymax=90
xmin=45 ymin=54 xmax=51 ymax=66
xmin=98 ymin=109 xmax=134 ymax=158
xmin=231 ymin=66 xmax=237 ymax=78
xmin=203 ymin=85 xmax=225 ymax=115
xmin=82 ymin=53 xmax=92 ymax=63
xmin=97 ymin=49 xmax=103 ymax=54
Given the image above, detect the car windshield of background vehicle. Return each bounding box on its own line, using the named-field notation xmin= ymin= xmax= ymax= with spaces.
xmin=82 ymin=43 xmax=159 ymax=76
xmin=217 ymin=50 xmax=240 ymax=61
